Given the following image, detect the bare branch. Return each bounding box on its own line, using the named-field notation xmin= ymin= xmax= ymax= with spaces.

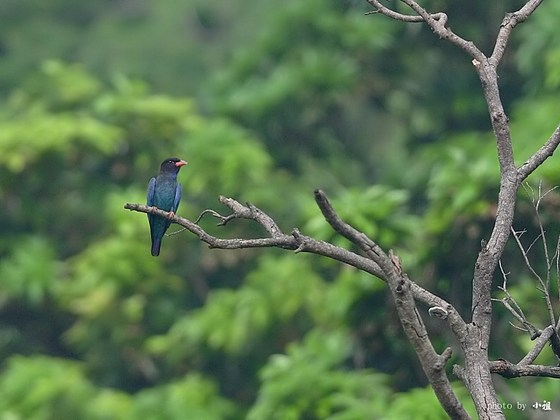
xmin=125 ymin=197 xmax=465 ymax=327
xmin=490 ymin=359 xmax=560 ymax=379
xmin=313 ymin=190 xmax=467 ymax=331
xmin=494 ymin=278 xmax=541 ymax=338
xmin=534 ymin=183 xmax=557 ymax=320
xmin=501 ymin=185 xmax=560 ymax=365
xmin=314 ymin=189 xmax=384 ymax=259
xmin=510 ymin=227 xmax=545 ymax=287
xmin=402 ymin=0 xmax=484 ymax=60
xmin=519 ymin=124 xmax=560 ymax=181
xmin=125 ymin=194 xmax=469 ymax=419
xmin=494 ymin=274 xmax=540 ymax=340
xmin=518 ymin=325 xmax=555 ymax=365
xmin=124 ymin=202 xmax=386 ymax=277
xmin=362 ymin=1 xmax=556 ymax=417
xmin=490 ymin=0 xmax=545 ymax=66
xmin=364 ymin=6 xmax=551 ymax=365
xmin=194 ymin=208 xmax=237 ymax=225
xmin=125 ymin=199 xmax=456 ymax=319
xmin=366 ymin=0 xmax=444 ymax=23
xmin=511 ymin=197 xmax=557 ymax=328
xmin=366 ymin=0 xmax=484 ymax=61
xmin=557 ymin=235 xmax=560 ymax=303
xmin=312 ymin=190 xmax=468 ymax=419
xmin=369 ymin=0 xmax=544 ymax=69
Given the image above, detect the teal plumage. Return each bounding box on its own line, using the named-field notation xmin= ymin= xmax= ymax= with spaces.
xmin=147 ymin=157 xmax=188 ymax=256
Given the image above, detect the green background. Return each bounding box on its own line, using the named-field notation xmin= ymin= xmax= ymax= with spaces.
xmin=1 ymin=0 xmax=560 ymax=418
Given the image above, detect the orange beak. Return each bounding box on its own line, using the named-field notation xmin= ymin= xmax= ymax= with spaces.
xmin=175 ymin=160 xmax=188 ymax=167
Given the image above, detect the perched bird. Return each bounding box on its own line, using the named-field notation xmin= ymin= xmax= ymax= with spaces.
xmin=147 ymin=157 xmax=188 ymax=256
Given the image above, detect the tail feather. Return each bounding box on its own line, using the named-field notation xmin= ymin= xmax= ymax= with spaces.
xmin=151 ymin=237 xmax=162 ymax=256
xmin=149 ymin=214 xmax=166 ymax=256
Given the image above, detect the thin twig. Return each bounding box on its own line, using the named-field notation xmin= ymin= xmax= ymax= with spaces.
xmin=519 ymin=124 xmax=560 ymax=181
xmin=518 ymin=325 xmax=554 ymax=365
xmin=194 ymin=208 xmax=237 ymax=225
xmin=490 ymin=0 xmax=545 ymax=66
xmin=509 ymin=226 xmax=541 ymax=283
xmin=366 ymin=0 xmax=483 ymax=61
xmin=556 ymin=235 xmax=560 ymax=303
xmin=367 ymin=0 xmax=445 ymax=23
xmin=495 ymin=262 xmax=540 ymax=340
xmin=519 ymin=184 xmax=558 ymax=328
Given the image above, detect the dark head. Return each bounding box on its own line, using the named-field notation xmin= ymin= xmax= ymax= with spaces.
xmin=160 ymin=157 xmax=188 ymax=174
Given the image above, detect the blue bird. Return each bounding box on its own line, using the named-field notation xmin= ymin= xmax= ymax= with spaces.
xmin=147 ymin=157 xmax=188 ymax=256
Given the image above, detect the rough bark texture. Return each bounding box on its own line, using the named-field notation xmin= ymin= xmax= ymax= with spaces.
xmin=363 ymin=2 xmax=557 ymax=418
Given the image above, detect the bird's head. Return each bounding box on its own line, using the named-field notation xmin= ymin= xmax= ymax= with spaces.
xmin=160 ymin=157 xmax=188 ymax=174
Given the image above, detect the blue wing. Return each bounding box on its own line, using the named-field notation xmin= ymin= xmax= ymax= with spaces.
xmin=147 ymin=177 xmax=156 ymax=206
xmin=171 ymin=184 xmax=182 ymax=213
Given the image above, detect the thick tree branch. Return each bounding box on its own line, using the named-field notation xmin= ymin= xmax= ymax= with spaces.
xmin=124 ymin=202 xmax=385 ymax=277
xmin=365 ymin=2 xmax=553 ymax=418
xmin=313 ymin=189 xmax=467 ymax=338
xmin=490 ymin=359 xmax=560 ymax=379
xmin=125 ymin=193 xmax=470 ymax=419
xmin=125 ymin=177 xmax=560 ymax=418
xmin=124 ymin=3 xmax=556 ymax=419
xmin=312 ymin=190 xmax=469 ymax=418
xmin=465 ymin=30 xmax=517 ymax=420
xmin=125 ymin=198 xmax=462 ymax=318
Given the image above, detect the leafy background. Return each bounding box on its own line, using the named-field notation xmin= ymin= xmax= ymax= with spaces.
xmin=1 ymin=0 xmax=560 ymax=418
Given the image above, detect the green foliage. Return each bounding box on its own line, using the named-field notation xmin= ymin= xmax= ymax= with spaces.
xmin=147 ymin=255 xmax=323 ymax=357
xmin=0 ymin=237 xmax=56 ymax=304
xmin=184 ymin=118 xmax=272 ymax=199
xmin=209 ymin=0 xmax=401 ymax=184
xmin=385 ymin=384 xmax=477 ymax=420
xmin=305 ymin=185 xmax=417 ymax=248
xmin=0 ymin=356 xmax=98 ymax=420
xmin=517 ymin=2 xmax=560 ymax=92
xmin=0 ymin=356 xmax=236 ymax=420
xmin=123 ymin=374 xmax=237 ymax=420
xmin=421 ymin=132 xmax=499 ymax=234
xmin=511 ymin=95 xmax=560 ymax=182
xmin=248 ymin=330 xmax=391 ymax=420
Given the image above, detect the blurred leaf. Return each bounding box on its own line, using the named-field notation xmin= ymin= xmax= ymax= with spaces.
xmin=0 ymin=356 xmax=97 ymax=419
xmin=125 ymin=374 xmax=237 ymax=420
xmin=248 ymin=329 xmax=391 ymax=420
xmin=304 ymin=185 xmax=417 ymax=247
xmin=0 ymin=236 xmax=57 ymax=304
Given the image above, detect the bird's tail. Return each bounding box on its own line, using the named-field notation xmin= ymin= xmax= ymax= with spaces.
xmin=151 ymin=238 xmax=162 ymax=257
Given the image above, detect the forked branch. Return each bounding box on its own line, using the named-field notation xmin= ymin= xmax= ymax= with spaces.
xmin=499 ymin=184 xmax=560 ymax=364
xmin=124 ymin=190 xmax=470 ymax=419
xmin=124 ymin=193 xmax=462 ymax=316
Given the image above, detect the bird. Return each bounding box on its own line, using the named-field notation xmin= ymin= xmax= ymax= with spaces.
xmin=146 ymin=157 xmax=188 ymax=256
